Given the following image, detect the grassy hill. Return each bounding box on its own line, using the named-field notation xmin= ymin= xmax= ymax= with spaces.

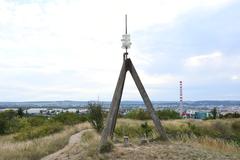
xmin=0 ymin=117 xmax=240 ymax=160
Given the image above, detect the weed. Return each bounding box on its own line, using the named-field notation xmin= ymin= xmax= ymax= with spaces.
xmin=100 ymin=140 xmax=113 ymax=153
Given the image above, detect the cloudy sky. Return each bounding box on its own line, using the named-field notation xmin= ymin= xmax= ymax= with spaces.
xmin=0 ymin=0 xmax=240 ymax=101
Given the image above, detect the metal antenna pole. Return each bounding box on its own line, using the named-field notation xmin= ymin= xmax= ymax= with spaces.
xmin=125 ymin=14 xmax=128 ymax=55
xmin=125 ymin=14 xmax=127 ymax=34
xmin=121 ymin=14 xmax=131 ymax=60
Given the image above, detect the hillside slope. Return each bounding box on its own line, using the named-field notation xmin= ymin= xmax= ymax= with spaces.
xmin=107 ymin=142 xmax=239 ymax=160
xmin=40 ymin=129 xmax=239 ymax=160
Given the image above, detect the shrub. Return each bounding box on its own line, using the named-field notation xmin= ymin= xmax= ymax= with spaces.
xmin=164 ymin=123 xmax=192 ymax=139
xmin=5 ymin=117 xmax=24 ymax=134
xmin=187 ymin=122 xmax=218 ymax=137
xmin=157 ymin=109 xmax=181 ymax=120
xmin=88 ymin=103 xmax=104 ymax=133
xmin=114 ymin=124 xmax=142 ymax=138
xmin=140 ymin=122 xmax=153 ymax=138
xmin=99 ymin=140 xmax=113 ymax=153
xmin=53 ymin=112 xmax=87 ymax=125
xmin=27 ymin=116 xmax=48 ymax=127
xmin=0 ymin=110 xmax=17 ymax=134
xmin=232 ymin=120 xmax=240 ymax=132
xmin=124 ymin=109 xmax=150 ymax=120
xmin=220 ymin=112 xmax=240 ymax=118
xmin=14 ymin=122 xmax=63 ymax=141
xmin=0 ymin=118 xmax=6 ymax=134
xmin=212 ymin=121 xmax=233 ymax=138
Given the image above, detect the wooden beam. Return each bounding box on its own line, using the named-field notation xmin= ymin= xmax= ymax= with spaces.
xmin=128 ymin=59 xmax=169 ymax=141
xmin=100 ymin=60 xmax=127 ymax=146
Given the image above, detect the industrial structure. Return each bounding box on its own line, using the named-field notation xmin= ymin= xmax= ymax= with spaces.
xmin=179 ymin=81 xmax=183 ymax=116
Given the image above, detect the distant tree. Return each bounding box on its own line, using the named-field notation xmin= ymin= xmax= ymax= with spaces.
xmin=233 ymin=112 xmax=240 ymax=118
xmin=220 ymin=112 xmax=240 ymax=119
xmin=211 ymin=107 xmax=217 ymax=119
xmin=87 ymin=103 xmax=104 ymax=132
xmin=17 ymin=108 xmax=24 ymax=118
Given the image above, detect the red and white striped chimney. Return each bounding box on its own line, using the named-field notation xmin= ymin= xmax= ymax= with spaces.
xmin=179 ymin=81 xmax=183 ymax=115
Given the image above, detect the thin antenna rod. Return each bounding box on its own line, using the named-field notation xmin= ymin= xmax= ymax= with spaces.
xmin=125 ymin=14 xmax=127 ymax=34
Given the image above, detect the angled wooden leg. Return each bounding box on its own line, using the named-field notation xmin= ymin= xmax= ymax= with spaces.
xmin=100 ymin=60 xmax=127 ymax=146
xmin=128 ymin=59 xmax=169 ymax=141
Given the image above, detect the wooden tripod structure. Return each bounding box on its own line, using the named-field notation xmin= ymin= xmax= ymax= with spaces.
xmin=100 ymin=55 xmax=169 ymax=147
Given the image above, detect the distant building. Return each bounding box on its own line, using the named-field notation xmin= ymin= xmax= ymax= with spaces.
xmin=26 ymin=108 xmax=43 ymax=115
xmin=66 ymin=108 xmax=77 ymax=113
xmin=195 ymin=112 xmax=212 ymax=119
xmin=182 ymin=109 xmax=196 ymax=118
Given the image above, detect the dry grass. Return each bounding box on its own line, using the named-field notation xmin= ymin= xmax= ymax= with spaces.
xmin=41 ymin=129 xmax=102 ymax=160
xmin=117 ymin=118 xmax=188 ymax=127
xmin=116 ymin=118 xmax=240 ymax=156
xmin=79 ymin=130 xmax=101 ymax=159
xmin=184 ymin=136 xmax=240 ymax=155
xmin=0 ymin=122 xmax=91 ymax=160
xmin=1 ymin=118 xmax=239 ymax=160
xmin=107 ymin=142 xmax=240 ymax=160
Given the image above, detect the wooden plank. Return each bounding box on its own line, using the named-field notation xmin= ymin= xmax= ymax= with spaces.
xmin=128 ymin=59 xmax=169 ymax=141
xmin=100 ymin=60 xmax=127 ymax=146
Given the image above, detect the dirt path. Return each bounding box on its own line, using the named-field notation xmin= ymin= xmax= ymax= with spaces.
xmin=41 ymin=129 xmax=93 ymax=160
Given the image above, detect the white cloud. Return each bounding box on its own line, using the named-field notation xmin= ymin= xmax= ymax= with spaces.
xmin=139 ymin=72 xmax=178 ymax=87
xmin=231 ymin=75 xmax=240 ymax=80
xmin=184 ymin=51 xmax=222 ymax=68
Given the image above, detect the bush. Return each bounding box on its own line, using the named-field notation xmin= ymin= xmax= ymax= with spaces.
xmin=0 ymin=118 xmax=5 ymax=134
xmin=5 ymin=117 xmax=25 ymax=134
xmin=164 ymin=123 xmax=191 ymax=139
xmin=0 ymin=110 xmax=18 ymax=134
xmin=27 ymin=116 xmax=48 ymax=127
xmin=232 ymin=120 xmax=240 ymax=132
xmin=114 ymin=124 xmax=142 ymax=138
xmin=220 ymin=112 xmax=240 ymax=118
xmin=53 ymin=112 xmax=87 ymax=125
xmin=140 ymin=122 xmax=153 ymax=138
xmin=14 ymin=122 xmax=63 ymax=141
xmin=88 ymin=103 xmax=104 ymax=133
xmin=99 ymin=140 xmax=113 ymax=153
xmin=124 ymin=109 xmax=150 ymax=120
xmin=157 ymin=109 xmax=181 ymax=120
xmin=187 ymin=122 xmax=219 ymax=137
xmin=212 ymin=121 xmax=233 ymax=138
